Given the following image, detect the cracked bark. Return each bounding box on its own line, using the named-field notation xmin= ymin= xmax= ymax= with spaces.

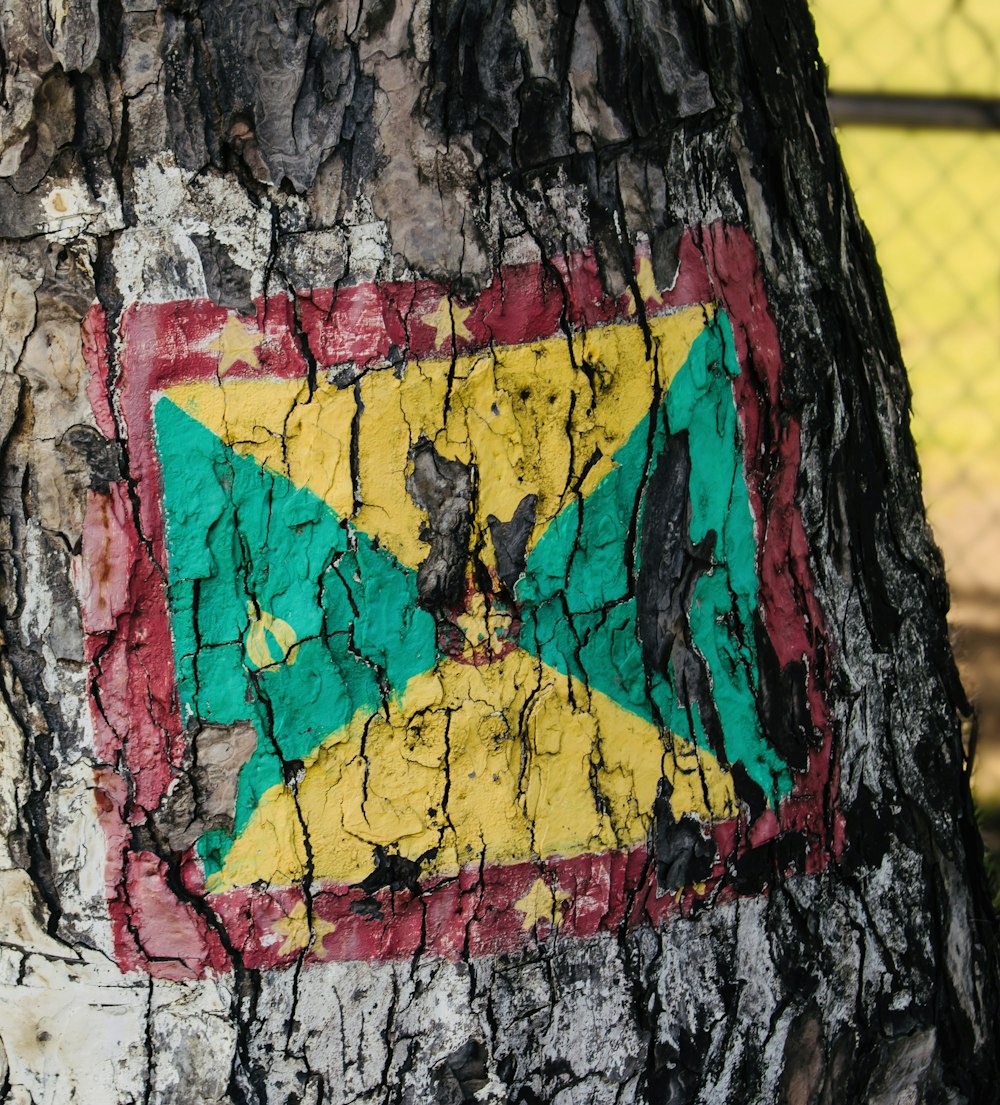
xmin=0 ymin=2 xmax=997 ymax=1104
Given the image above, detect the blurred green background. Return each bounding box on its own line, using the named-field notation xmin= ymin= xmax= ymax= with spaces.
xmin=810 ymin=0 xmax=1000 ymax=902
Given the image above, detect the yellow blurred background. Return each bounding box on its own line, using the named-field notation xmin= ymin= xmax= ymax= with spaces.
xmin=814 ymin=0 xmax=999 ymax=94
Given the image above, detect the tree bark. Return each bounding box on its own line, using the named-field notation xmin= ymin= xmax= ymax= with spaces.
xmin=0 ymin=2 xmax=997 ymax=1103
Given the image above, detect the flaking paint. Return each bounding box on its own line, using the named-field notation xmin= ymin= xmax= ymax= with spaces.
xmin=81 ymin=225 xmax=837 ymax=976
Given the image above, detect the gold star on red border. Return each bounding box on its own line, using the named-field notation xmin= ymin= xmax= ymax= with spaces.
xmin=271 ymin=900 xmax=335 ymax=957
xmin=421 ymin=296 xmax=473 ymax=348
xmin=626 ymin=256 xmax=665 ymax=314
xmin=208 ymin=314 xmax=263 ymax=376
xmin=513 ymin=878 xmax=570 ymax=930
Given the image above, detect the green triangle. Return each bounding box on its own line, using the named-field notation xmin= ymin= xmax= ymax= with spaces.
xmin=518 ymin=313 xmax=791 ymax=800
xmin=154 ymin=397 xmax=437 ymax=874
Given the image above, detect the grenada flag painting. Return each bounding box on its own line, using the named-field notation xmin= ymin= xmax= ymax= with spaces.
xmin=81 ymin=224 xmax=838 ymax=979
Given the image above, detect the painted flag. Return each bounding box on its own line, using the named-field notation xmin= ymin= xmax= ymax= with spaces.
xmin=83 ymin=225 xmax=835 ymax=976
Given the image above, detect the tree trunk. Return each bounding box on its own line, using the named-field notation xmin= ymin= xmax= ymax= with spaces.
xmin=0 ymin=1 xmax=996 ymax=1102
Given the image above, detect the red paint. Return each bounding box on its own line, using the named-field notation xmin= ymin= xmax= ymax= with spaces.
xmin=694 ymin=223 xmax=830 ymax=734
xmin=81 ymin=223 xmax=838 ymax=978
xmin=203 ymin=798 xmax=833 ymax=968
xmin=119 ymin=852 xmax=231 ymax=979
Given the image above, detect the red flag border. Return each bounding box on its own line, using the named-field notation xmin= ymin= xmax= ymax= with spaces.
xmin=80 ymin=223 xmax=840 ymax=978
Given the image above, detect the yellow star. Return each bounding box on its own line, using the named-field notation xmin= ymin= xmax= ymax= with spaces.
xmin=271 ymin=900 xmax=336 ymax=957
xmin=207 ymin=313 xmax=263 ymax=376
xmin=245 ymin=602 xmax=300 ymax=670
xmin=625 ymin=255 xmax=664 ymax=314
xmin=421 ymin=296 xmax=473 ymax=349
xmin=513 ymin=878 xmax=570 ymax=931
xmin=451 ymin=590 xmax=514 ymax=658
xmin=674 ymin=880 xmax=708 ymax=905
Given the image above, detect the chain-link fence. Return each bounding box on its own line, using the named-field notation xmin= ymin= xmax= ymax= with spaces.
xmin=810 ymin=0 xmax=1000 ymax=864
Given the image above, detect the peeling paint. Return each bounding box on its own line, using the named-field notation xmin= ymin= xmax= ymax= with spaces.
xmin=81 ymin=224 xmax=835 ymax=977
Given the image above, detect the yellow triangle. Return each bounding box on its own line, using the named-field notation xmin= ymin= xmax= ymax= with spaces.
xmin=164 ymin=307 xmax=711 ymax=573
xmin=207 ymin=646 xmax=737 ymax=892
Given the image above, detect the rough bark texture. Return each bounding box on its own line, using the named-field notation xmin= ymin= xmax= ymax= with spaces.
xmin=0 ymin=2 xmax=997 ymax=1103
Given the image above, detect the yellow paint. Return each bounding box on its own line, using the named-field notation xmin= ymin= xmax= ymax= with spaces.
xmin=165 ymin=308 xmax=709 ymax=575
xmin=449 ymin=584 xmax=514 ymax=656
xmin=244 ymin=602 xmax=299 ymax=670
xmin=207 ymin=313 xmax=263 ymax=376
xmin=271 ymin=900 xmax=336 ymax=957
xmin=626 ymin=255 xmax=665 ymax=314
xmin=421 ymin=295 xmax=474 ymax=347
xmin=207 ymin=647 xmax=737 ymax=892
xmin=514 ymin=878 xmax=570 ymax=930
xmin=811 ymin=0 xmax=1000 ymax=98
xmin=674 ymin=881 xmax=707 ymax=905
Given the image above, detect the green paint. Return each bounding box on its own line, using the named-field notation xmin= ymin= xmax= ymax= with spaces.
xmin=155 ymin=398 xmax=437 ymax=874
xmin=519 ymin=313 xmax=791 ymax=800
xmin=155 ymin=312 xmax=788 ymax=880
xmin=666 ymin=315 xmax=787 ymax=796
